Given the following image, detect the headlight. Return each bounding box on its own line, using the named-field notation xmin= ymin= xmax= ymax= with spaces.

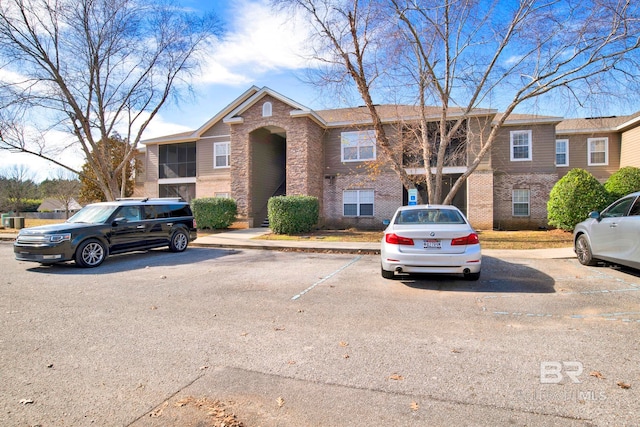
xmin=47 ymin=233 xmax=71 ymax=243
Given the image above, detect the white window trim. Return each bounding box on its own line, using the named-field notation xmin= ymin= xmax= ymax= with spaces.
xmin=158 ymin=177 xmax=196 ymax=185
xmin=341 ymin=130 xmax=376 ymax=162
xmin=510 ymin=130 xmax=532 ymax=162
xmin=343 ymin=189 xmax=375 ymax=217
xmin=587 ymin=137 xmax=608 ymax=166
xmin=512 ymin=189 xmax=530 ymax=217
xmin=214 ymin=141 xmax=230 ymax=169
xmin=262 ymin=102 xmax=272 ymax=117
xmin=555 ymin=139 xmax=569 ymax=167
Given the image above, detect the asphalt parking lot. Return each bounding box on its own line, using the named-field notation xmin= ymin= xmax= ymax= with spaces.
xmin=1 ymin=242 xmax=639 ymax=426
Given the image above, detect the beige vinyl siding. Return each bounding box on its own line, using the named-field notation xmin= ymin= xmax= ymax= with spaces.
xmin=491 ymin=124 xmax=557 ymax=174
xmin=146 ymin=145 xmax=159 ymax=181
xmin=324 ymin=126 xmax=380 ymax=176
xmin=200 ymin=120 xmax=231 ymax=138
xmin=621 ymin=127 xmax=640 ymax=167
xmin=556 ymin=132 xmax=620 ymax=180
xmin=197 ymin=137 xmax=231 ymax=177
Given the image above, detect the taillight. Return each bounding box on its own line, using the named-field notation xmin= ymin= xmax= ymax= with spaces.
xmin=385 ymin=233 xmax=414 ymax=245
xmin=451 ymin=233 xmax=479 ymax=246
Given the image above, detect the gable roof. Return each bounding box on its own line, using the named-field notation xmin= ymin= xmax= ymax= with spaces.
xmin=38 ymin=198 xmax=82 ymax=212
xmin=556 ymin=111 xmax=640 ymax=134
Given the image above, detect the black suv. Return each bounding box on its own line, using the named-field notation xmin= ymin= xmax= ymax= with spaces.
xmin=14 ymin=198 xmax=197 ymax=267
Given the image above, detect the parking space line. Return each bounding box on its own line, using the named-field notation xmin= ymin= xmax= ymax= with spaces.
xmin=291 ymin=256 xmax=363 ymax=301
xmin=493 ymin=310 xmax=640 ymax=322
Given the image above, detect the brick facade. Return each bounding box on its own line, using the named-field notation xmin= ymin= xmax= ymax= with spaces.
xmin=140 ymin=86 xmax=640 ymax=231
xmin=493 ymin=172 xmax=558 ymax=230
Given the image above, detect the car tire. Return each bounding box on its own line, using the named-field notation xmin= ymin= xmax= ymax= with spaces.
xmin=575 ymin=234 xmax=598 ymax=266
xmin=169 ymin=229 xmax=189 ymax=252
xmin=381 ymin=266 xmax=395 ymax=279
xmin=75 ymin=239 xmax=107 ymax=268
xmin=464 ymin=271 xmax=480 ymax=281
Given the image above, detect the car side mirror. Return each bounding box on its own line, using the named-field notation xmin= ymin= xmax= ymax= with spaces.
xmin=382 ymin=219 xmax=390 ymax=226
xmin=589 ymin=211 xmax=601 ymax=221
xmin=112 ymin=217 xmax=128 ymax=226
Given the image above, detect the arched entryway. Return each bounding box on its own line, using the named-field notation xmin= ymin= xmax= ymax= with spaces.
xmin=249 ymin=126 xmax=286 ymax=226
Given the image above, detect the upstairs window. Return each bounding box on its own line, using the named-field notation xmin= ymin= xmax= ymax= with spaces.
xmin=510 ymin=130 xmax=532 ymax=161
xmin=588 ymin=137 xmax=608 ymax=166
xmin=555 ymin=139 xmax=569 ymax=166
xmin=159 ymin=143 xmax=196 ymax=178
xmin=341 ymin=130 xmax=376 ymax=162
xmin=214 ymin=141 xmax=230 ymax=168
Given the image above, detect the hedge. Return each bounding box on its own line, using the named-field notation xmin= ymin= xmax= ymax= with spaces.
xmin=191 ymin=197 xmax=237 ymax=229
xmin=268 ymin=195 xmax=319 ymax=234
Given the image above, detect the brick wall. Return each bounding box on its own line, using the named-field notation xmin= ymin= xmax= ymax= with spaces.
xmin=466 ymin=171 xmax=494 ymax=230
xmin=493 ymin=172 xmax=558 ymax=229
xmin=323 ymin=171 xmax=402 ymax=229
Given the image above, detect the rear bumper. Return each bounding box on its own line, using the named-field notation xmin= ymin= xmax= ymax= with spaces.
xmin=381 ymin=244 xmax=482 ymax=274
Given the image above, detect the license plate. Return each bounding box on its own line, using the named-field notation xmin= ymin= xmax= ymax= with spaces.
xmin=424 ymin=239 xmax=441 ymax=249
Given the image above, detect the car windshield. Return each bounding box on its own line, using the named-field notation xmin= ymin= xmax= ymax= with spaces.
xmin=394 ymin=208 xmax=465 ymax=225
xmin=67 ymin=205 xmax=118 ymax=224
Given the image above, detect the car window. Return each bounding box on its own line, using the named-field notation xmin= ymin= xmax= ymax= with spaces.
xmin=395 ymin=209 xmax=464 ymax=224
xmin=67 ymin=205 xmax=117 ymax=224
xmin=116 ymin=206 xmax=142 ymax=222
xmin=602 ymin=197 xmax=634 ymax=218
xmin=628 ymin=198 xmax=640 ymax=216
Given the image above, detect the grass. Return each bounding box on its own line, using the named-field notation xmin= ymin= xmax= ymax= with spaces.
xmin=257 ymin=228 xmax=574 ymax=250
xmin=2 ymin=219 xmax=574 ymax=250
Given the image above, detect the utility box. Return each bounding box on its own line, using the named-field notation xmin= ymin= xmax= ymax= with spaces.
xmin=12 ymin=217 xmax=25 ymax=229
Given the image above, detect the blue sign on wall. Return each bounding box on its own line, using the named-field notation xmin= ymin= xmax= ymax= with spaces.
xmin=408 ymin=188 xmax=418 ymax=206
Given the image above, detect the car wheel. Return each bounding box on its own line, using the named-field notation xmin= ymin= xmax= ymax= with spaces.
xmin=75 ymin=239 xmax=107 ymax=268
xmin=169 ymin=229 xmax=189 ymax=252
xmin=381 ymin=266 xmax=395 ymax=279
xmin=464 ymin=271 xmax=480 ymax=281
xmin=575 ymin=234 xmax=598 ymax=266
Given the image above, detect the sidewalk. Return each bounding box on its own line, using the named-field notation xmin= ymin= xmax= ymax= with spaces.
xmin=0 ymin=228 xmax=576 ymax=259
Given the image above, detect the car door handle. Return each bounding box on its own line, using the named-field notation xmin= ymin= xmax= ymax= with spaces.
xmin=136 ymin=225 xmax=145 ymax=229
xmin=609 ymin=223 xmax=618 ymax=228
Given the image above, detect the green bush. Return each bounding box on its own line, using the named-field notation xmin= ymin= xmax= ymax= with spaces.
xmin=547 ymin=168 xmax=610 ymax=231
xmin=268 ymin=195 xmax=319 ymax=234
xmin=191 ymin=197 xmax=237 ymax=229
xmin=604 ymin=166 xmax=640 ymax=200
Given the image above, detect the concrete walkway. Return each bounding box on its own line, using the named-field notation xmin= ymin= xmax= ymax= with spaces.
xmin=0 ymin=228 xmax=577 ymax=259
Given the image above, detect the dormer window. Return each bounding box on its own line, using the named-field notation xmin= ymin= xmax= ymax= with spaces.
xmin=262 ymin=102 xmax=272 ymax=117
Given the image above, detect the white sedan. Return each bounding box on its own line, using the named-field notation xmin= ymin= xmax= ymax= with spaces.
xmin=380 ymin=205 xmax=482 ymax=280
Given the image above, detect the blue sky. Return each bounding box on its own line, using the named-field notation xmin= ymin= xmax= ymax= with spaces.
xmin=2 ymin=0 xmax=639 ymax=180
xmin=2 ymin=0 xmax=328 ymax=179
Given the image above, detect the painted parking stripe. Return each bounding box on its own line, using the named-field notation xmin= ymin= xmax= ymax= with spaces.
xmin=493 ymin=310 xmax=640 ymax=322
xmin=291 ymin=256 xmax=363 ymax=301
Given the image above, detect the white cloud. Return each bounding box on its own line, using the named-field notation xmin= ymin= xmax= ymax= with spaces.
xmin=197 ymin=0 xmax=313 ymax=85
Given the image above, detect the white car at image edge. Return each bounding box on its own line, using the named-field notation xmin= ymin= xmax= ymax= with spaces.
xmin=381 ymin=204 xmax=482 ymax=280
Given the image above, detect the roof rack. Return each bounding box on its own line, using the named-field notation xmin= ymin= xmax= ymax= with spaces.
xmin=115 ymin=197 xmax=185 ymax=202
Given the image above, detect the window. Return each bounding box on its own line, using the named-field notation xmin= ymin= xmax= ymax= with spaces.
xmin=512 ymin=189 xmax=530 ymax=216
xmin=159 ymin=143 xmax=196 ymax=178
xmin=214 ymin=142 xmax=230 ymax=168
xmin=602 ymin=197 xmax=635 ymax=218
xmin=510 ymin=130 xmax=532 ymax=161
xmin=555 ymin=139 xmax=569 ymax=166
xmin=588 ymin=137 xmax=608 ymax=166
xmin=262 ymin=102 xmax=272 ymax=117
xmin=159 ymin=183 xmax=196 ymax=202
xmin=343 ymin=189 xmax=374 ymax=216
xmin=341 ymin=130 xmax=376 ymax=162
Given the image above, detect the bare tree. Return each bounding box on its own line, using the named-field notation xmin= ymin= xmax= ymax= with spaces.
xmin=276 ymin=0 xmax=640 ymax=204
xmin=0 ymin=0 xmax=221 ymax=200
